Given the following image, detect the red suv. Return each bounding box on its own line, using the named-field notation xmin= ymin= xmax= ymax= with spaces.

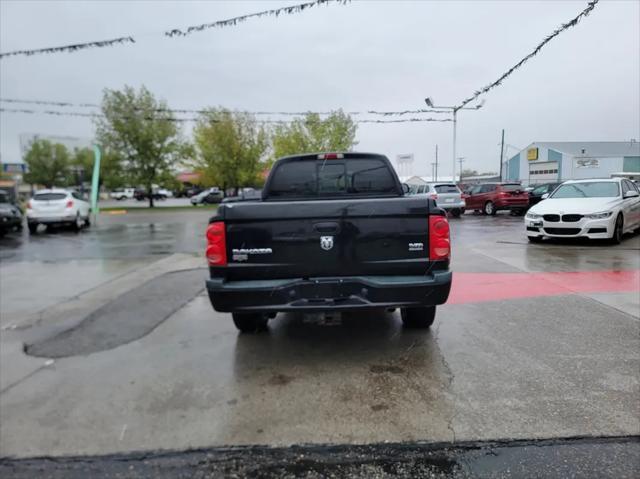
xmin=464 ymin=183 xmax=529 ymax=215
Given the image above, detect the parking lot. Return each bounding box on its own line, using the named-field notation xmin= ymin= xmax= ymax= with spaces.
xmin=1 ymin=210 xmax=639 ymax=475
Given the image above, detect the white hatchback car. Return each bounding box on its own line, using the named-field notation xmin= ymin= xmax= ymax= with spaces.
xmin=27 ymin=189 xmax=91 ymax=234
xmin=525 ymin=178 xmax=640 ymax=244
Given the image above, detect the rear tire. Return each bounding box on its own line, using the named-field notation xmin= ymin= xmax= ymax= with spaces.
xmin=484 ymin=201 xmax=497 ymax=216
xmin=28 ymin=223 xmax=38 ymax=234
xmin=72 ymin=213 xmax=83 ymax=232
xmin=401 ymin=306 xmax=436 ymax=329
xmin=451 ymin=209 xmax=461 ymax=218
xmin=232 ymin=312 xmax=269 ymax=333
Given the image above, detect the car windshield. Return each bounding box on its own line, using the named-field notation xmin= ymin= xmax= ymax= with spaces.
xmin=33 ymin=193 xmax=67 ymax=201
xmin=551 ymin=182 xmax=620 ymax=198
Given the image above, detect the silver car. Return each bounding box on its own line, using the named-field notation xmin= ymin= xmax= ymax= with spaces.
xmin=410 ymin=182 xmax=466 ymax=217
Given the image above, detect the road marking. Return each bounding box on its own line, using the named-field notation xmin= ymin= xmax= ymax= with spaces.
xmin=449 ymin=270 xmax=640 ymax=305
xmin=119 ymin=424 xmax=127 ymax=441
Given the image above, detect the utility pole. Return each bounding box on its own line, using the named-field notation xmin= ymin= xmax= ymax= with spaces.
xmin=499 ymin=129 xmax=505 ymax=181
xmin=434 ymin=144 xmax=438 ymax=181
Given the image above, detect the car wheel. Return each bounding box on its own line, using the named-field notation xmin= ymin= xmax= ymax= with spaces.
xmin=72 ymin=213 xmax=83 ymax=232
xmin=451 ymin=209 xmax=461 ymax=218
xmin=528 ymin=236 xmax=543 ymax=243
xmin=84 ymin=215 xmax=91 ymax=228
xmin=610 ymin=214 xmax=624 ymax=244
xmin=232 ymin=312 xmax=269 ymax=333
xmin=28 ymin=223 xmax=38 ymax=234
xmin=401 ymin=306 xmax=436 ymax=329
xmin=484 ymin=201 xmax=496 ymax=216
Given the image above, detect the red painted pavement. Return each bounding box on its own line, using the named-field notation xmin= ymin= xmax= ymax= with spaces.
xmin=448 ymin=270 xmax=640 ymax=305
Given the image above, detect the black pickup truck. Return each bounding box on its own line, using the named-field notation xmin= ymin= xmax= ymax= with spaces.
xmin=205 ymin=152 xmax=452 ymax=332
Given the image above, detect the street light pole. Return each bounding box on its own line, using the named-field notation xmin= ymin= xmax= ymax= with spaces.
xmin=452 ymin=109 xmax=457 ymax=182
xmin=425 ymin=97 xmax=485 ymax=182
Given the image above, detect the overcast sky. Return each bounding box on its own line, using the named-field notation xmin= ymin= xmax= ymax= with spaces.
xmin=1 ymin=0 xmax=639 ymax=177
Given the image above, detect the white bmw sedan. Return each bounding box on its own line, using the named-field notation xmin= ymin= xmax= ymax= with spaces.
xmin=525 ymin=178 xmax=640 ymax=244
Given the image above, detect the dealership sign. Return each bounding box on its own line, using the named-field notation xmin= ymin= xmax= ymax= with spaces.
xmin=527 ymin=148 xmax=538 ymax=161
xmin=575 ymin=158 xmax=599 ymax=168
xmin=2 ymin=163 xmax=27 ymax=173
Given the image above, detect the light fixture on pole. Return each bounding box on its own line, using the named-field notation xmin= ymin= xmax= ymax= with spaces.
xmin=424 ymin=97 xmax=485 ymax=182
xmin=457 ymin=157 xmax=465 ymax=181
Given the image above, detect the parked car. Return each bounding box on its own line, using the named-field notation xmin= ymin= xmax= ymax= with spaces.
xmin=175 ymin=186 xmax=203 ymax=198
xmin=525 ymin=178 xmax=640 ymax=244
xmin=134 ymin=188 xmax=168 ymax=201
xmin=26 ymin=189 xmax=91 ymax=234
xmin=527 ymin=182 xmax=562 ymax=208
xmin=464 ymin=183 xmax=529 ymax=215
xmin=205 ymin=152 xmax=452 ymax=332
xmin=157 ymin=188 xmax=174 ymax=198
xmin=0 ymin=190 xmax=23 ymax=236
xmin=191 ymin=188 xmax=224 ymax=205
xmin=221 ymin=188 xmax=262 ymax=204
xmin=109 ymin=188 xmax=135 ymax=200
xmin=409 ymin=182 xmax=465 ymax=217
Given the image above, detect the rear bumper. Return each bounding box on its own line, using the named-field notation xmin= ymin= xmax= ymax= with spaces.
xmin=207 ymin=272 xmax=452 ymax=313
xmin=27 ymin=215 xmax=76 ymax=224
xmin=436 ymin=201 xmax=466 ymax=210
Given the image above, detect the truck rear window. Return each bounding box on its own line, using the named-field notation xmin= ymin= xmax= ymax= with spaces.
xmin=268 ymin=158 xmax=398 ymax=198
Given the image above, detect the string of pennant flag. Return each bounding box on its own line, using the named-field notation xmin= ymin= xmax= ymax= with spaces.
xmin=0 ymin=107 xmax=452 ymax=124
xmin=0 ymin=0 xmax=349 ymax=59
xmin=0 ymin=98 xmax=449 ymax=117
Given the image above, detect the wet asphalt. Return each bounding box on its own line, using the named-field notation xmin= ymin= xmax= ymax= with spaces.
xmin=0 ymin=209 xmax=638 ymax=477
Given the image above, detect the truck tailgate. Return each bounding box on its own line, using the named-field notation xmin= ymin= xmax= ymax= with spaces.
xmin=218 ymin=196 xmax=434 ymax=280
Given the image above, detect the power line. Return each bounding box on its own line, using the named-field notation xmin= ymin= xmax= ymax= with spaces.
xmin=0 ymin=98 xmax=450 ymax=116
xmin=458 ymin=0 xmax=600 ymax=108
xmin=0 ymin=107 xmax=452 ymax=124
xmin=0 ymin=0 xmax=349 ymax=59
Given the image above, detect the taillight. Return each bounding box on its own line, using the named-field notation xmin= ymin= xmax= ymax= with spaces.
xmin=66 ymin=200 xmax=74 ymax=208
xmin=206 ymin=221 xmax=227 ymax=266
xmin=317 ymin=153 xmax=344 ymax=160
xmin=430 ymin=193 xmax=438 ymax=200
xmin=429 ymin=215 xmax=450 ymax=261
xmin=27 ymin=201 xmax=32 ymax=209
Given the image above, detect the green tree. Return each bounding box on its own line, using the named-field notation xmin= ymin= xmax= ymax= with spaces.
xmin=193 ymin=108 xmax=268 ymax=195
xmin=95 ymin=85 xmax=185 ymax=207
xmin=272 ymin=110 xmax=357 ymax=159
xmin=23 ymin=139 xmax=71 ymax=188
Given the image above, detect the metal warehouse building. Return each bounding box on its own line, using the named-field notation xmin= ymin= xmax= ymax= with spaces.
xmin=503 ymin=141 xmax=640 ymax=185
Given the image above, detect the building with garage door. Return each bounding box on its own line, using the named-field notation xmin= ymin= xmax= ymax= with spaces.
xmin=503 ymin=141 xmax=640 ymax=185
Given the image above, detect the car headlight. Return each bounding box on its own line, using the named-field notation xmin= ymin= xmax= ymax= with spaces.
xmin=525 ymin=212 xmax=542 ymax=219
xmin=584 ymin=211 xmax=613 ymax=219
